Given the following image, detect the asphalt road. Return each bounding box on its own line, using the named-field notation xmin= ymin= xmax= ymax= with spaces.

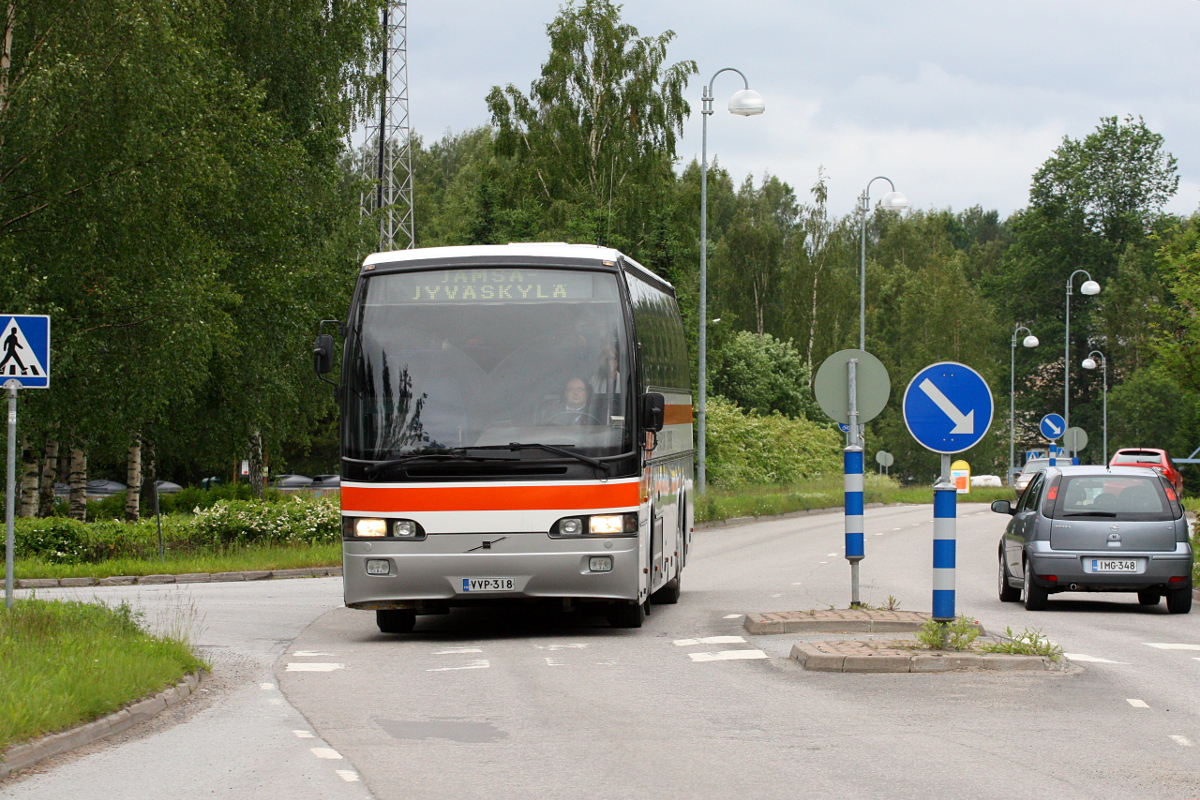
xmin=5 ymin=502 xmax=1199 ymax=799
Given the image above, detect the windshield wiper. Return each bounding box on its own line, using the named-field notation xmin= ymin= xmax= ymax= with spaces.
xmin=353 ymin=447 xmax=518 ymax=475
xmin=503 ymin=442 xmax=609 ymax=472
xmin=1063 ymin=511 xmax=1118 ymax=517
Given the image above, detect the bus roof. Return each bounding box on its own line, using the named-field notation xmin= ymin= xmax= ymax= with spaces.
xmin=361 ymin=243 xmax=674 ymax=296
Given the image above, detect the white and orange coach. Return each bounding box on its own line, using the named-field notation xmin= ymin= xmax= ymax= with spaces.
xmin=314 ymin=244 xmax=694 ymax=632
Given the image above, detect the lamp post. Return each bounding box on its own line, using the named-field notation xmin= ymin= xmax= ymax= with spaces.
xmin=1082 ymin=350 xmax=1107 ymax=465
xmin=858 ymin=177 xmax=908 ymax=350
xmin=1064 ymin=269 xmax=1101 ymax=463
xmin=1009 ymin=325 xmax=1039 ymax=486
xmin=698 ymin=68 xmax=764 ymax=493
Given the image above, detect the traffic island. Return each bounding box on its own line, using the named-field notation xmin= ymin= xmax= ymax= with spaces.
xmin=744 ymin=608 xmax=936 ymax=635
xmin=789 ymin=639 xmax=1071 ymax=673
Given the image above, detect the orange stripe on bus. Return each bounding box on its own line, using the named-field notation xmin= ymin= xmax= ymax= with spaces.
xmin=663 ymin=404 xmax=693 ymax=425
xmin=342 ymin=482 xmax=640 ymax=513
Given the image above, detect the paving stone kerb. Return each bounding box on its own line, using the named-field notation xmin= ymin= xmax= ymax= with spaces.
xmin=790 ymin=640 xmax=1070 ymax=673
xmin=0 ymin=670 xmax=205 ymax=780
xmin=14 ymin=566 xmax=342 ymax=590
xmin=745 ymin=608 xmax=942 ymax=635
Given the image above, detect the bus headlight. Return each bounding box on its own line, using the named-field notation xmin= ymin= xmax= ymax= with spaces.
xmin=552 ymin=513 xmax=637 ymax=536
xmin=589 ymin=515 xmax=626 ymax=534
xmin=355 ymin=518 xmax=388 ymax=537
xmin=559 ymin=518 xmax=583 ymax=535
xmin=394 ymin=520 xmax=419 ymax=538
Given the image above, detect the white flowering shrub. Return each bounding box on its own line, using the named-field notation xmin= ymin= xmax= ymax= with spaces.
xmin=190 ymin=496 xmax=340 ymax=545
xmin=14 ymin=518 xmax=89 ymax=564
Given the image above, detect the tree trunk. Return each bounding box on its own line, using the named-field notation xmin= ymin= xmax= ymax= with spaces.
xmin=248 ymin=430 xmax=264 ymax=498
xmin=18 ymin=437 xmax=38 ymax=517
xmin=0 ymin=4 xmax=15 ymax=119
xmin=68 ymin=446 xmax=87 ymax=522
xmin=125 ymin=435 xmax=141 ymax=522
xmin=38 ymin=438 xmax=58 ymax=517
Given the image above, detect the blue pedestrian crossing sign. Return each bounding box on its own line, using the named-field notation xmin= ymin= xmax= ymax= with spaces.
xmin=1039 ymin=413 xmax=1065 ymax=441
xmin=902 ymin=362 xmax=993 ymax=454
xmin=0 ymin=315 xmax=50 ymax=388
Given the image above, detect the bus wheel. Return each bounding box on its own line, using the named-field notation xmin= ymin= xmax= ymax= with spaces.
xmin=607 ymin=600 xmax=646 ymax=629
xmin=376 ymin=609 xmax=416 ymax=633
xmin=651 ymin=575 xmax=681 ymax=604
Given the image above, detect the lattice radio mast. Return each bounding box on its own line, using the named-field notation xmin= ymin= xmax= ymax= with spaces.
xmin=360 ymin=0 xmax=414 ymax=251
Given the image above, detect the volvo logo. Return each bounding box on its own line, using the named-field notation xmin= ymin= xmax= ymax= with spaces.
xmin=1108 ymin=533 xmax=1121 ymax=541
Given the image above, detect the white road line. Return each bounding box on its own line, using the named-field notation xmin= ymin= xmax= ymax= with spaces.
xmin=426 ymin=660 xmax=490 ymax=672
xmin=286 ymin=662 xmax=345 ymax=672
xmin=892 ymin=527 xmax=901 ymax=531
xmin=311 ymin=747 xmax=343 ymax=760
xmin=689 ymin=650 xmax=770 ymax=662
xmin=434 ymin=647 xmax=483 ymax=654
xmin=724 ymin=614 xmax=743 ymax=619
xmin=259 ymin=683 xmax=275 ymax=690
xmin=292 ymin=651 xmax=332 ymax=657
xmin=874 ymin=532 xmax=885 ymax=536
xmin=267 ymin=698 xmax=284 ymax=706
xmin=545 ymin=657 xmax=564 ymax=667
xmin=674 ymin=636 xmax=746 ymax=646
xmin=336 ymin=770 xmax=361 ymax=782
xmin=1127 ymin=699 xmax=1150 ymax=708
xmin=818 ymin=561 xmax=828 ymax=565
xmin=293 ymin=730 xmax=316 ymax=739
xmin=1063 ymin=653 xmax=1128 ymax=664
xmin=826 ymin=552 xmax=838 ymax=557
xmin=770 ymin=593 xmax=781 ymax=598
xmin=1145 ymin=643 xmax=1200 ymax=650
xmin=537 ymin=643 xmax=587 ymax=651
xmin=1170 ymin=735 xmax=1194 ymax=747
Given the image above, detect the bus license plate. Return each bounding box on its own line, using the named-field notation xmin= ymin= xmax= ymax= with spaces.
xmin=460 ymin=578 xmax=516 ymax=592
xmin=1091 ymin=559 xmax=1137 ymax=573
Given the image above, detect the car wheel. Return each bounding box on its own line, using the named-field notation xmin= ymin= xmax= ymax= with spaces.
xmin=1136 ymin=589 xmax=1161 ymax=606
xmin=1022 ymin=561 xmax=1048 ymax=611
xmin=651 ymin=575 xmax=681 ymax=605
xmin=998 ymin=551 xmax=1021 ymax=602
xmin=1166 ymin=581 xmax=1193 ymax=615
xmin=376 ymin=609 xmax=416 ymax=633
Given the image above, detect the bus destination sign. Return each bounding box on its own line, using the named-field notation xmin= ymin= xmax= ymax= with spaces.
xmin=381 ymin=269 xmax=597 ymax=304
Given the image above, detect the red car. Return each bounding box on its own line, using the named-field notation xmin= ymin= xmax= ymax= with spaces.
xmin=1108 ymin=448 xmax=1184 ymax=494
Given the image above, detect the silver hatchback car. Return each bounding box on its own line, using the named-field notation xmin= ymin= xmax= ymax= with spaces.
xmin=991 ymin=465 xmax=1193 ymax=613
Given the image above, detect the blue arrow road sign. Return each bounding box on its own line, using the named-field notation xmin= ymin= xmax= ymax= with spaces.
xmin=902 ymin=362 xmax=993 ymax=454
xmin=1039 ymin=413 xmax=1065 ymax=441
xmin=0 ymin=315 xmax=49 ymax=388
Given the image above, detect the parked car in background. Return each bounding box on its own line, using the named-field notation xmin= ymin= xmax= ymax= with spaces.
xmin=991 ymin=464 xmax=1192 ymax=613
xmin=1108 ymin=448 xmax=1183 ymax=494
xmin=1013 ymin=458 xmax=1050 ymax=493
xmin=971 ymin=474 xmax=1002 ymax=488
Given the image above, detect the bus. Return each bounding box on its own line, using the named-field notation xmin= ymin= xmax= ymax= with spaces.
xmin=314 ymin=243 xmax=694 ymax=631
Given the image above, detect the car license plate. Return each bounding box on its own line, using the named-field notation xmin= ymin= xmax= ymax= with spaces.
xmin=1091 ymin=559 xmax=1137 ymax=573
xmin=460 ymin=577 xmax=516 ymax=592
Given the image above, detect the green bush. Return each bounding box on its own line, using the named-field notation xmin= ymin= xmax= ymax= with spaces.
xmin=13 ymin=518 xmax=89 ymax=564
xmin=85 ymin=484 xmax=283 ymax=520
xmin=704 ymin=395 xmax=842 ymax=488
xmin=190 ymin=496 xmax=340 ymax=546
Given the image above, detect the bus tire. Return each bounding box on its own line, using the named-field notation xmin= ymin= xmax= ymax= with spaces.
xmin=607 ymin=600 xmax=646 ymax=628
xmin=376 ymin=609 xmax=416 ymax=633
xmin=651 ymin=575 xmax=681 ymax=604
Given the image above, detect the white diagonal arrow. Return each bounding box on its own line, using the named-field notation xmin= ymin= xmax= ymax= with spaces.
xmin=919 ymin=378 xmax=974 ymax=434
xmin=1044 ymin=418 xmax=1062 ymax=435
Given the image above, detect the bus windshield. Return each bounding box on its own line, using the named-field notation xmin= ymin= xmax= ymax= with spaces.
xmin=344 ymin=266 xmax=632 ymax=462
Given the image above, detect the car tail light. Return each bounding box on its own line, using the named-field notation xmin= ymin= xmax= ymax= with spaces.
xmin=1044 ymin=575 xmax=1057 ymax=582
xmin=1169 ymin=576 xmax=1187 ymax=583
xmin=1165 ymin=486 xmax=1178 ymax=502
xmin=1047 ymin=486 xmax=1058 ymax=500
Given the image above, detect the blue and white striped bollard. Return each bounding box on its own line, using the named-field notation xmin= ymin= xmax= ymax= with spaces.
xmin=845 ymin=447 xmax=864 ymax=562
xmin=932 ymin=479 xmax=957 ymax=621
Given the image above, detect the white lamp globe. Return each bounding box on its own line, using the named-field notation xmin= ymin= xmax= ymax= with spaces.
xmin=1081 ymin=279 xmax=1101 ymax=296
xmin=880 ymin=191 xmax=908 ymax=211
xmin=1023 ymin=335 xmax=1039 ymax=348
xmin=728 ymin=89 xmax=765 ymax=116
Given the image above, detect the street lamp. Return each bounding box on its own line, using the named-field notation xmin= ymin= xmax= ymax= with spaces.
xmin=1064 ymin=269 xmax=1101 ymax=462
xmin=698 ymin=67 xmax=764 ymax=493
xmin=1009 ymin=325 xmax=1039 ymax=486
xmin=859 ymin=177 xmax=908 ymax=350
xmin=1082 ymin=350 xmax=1107 ymax=465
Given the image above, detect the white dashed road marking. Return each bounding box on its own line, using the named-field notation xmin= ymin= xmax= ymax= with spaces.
xmin=286 ymin=662 xmax=345 ymax=672
xmin=259 ymin=683 xmax=275 ymax=690
xmin=1127 ymin=699 xmax=1150 ymax=708
xmin=724 ymin=614 xmax=742 ymax=619
xmin=292 ymin=651 xmax=333 ymax=657
xmin=293 ymin=730 xmax=315 ymax=739
xmin=1063 ymin=654 xmax=1128 ymax=664
xmin=427 ymin=660 xmax=491 ymax=672
xmin=674 ymin=636 xmax=746 ymax=646
xmin=689 ymin=650 xmax=770 ymax=662
xmin=336 ymin=770 xmax=361 ymax=782
xmin=434 ymin=647 xmax=483 ymax=654
xmin=1145 ymin=643 xmax=1200 ymax=650
xmin=545 ymin=657 xmax=565 ymax=667
xmin=1170 ymin=735 xmax=1194 ymax=747
xmin=311 ymin=747 xmax=343 ymax=760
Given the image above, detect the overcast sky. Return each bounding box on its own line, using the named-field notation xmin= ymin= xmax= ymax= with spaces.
xmin=401 ymin=1 xmax=1200 ymax=220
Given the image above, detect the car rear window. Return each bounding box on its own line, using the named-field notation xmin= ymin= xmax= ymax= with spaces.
xmin=1048 ymin=475 xmax=1181 ymax=522
xmin=1111 ymin=451 xmax=1163 ymax=465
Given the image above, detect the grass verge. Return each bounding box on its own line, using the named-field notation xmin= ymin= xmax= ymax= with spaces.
xmin=0 ymin=599 xmax=207 ymax=752
xmin=13 ymin=543 xmax=343 ymax=581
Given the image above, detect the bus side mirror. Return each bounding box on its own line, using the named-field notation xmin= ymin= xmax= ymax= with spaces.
xmin=313 ymin=334 xmax=334 ymax=375
xmin=641 ymin=392 xmax=665 ymax=432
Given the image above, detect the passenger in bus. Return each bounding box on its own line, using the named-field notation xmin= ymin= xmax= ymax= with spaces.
xmin=538 ymin=377 xmax=601 ymax=425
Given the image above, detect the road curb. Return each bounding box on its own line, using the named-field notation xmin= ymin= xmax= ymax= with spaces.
xmin=0 ymin=670 xmax=205 ymax=780
xmin=15 ymin=566 xmax=342 ymax=590
xmin=789 ymin=642 xmax=1069 ymax=673
xmin=744 ymin=609 xmax=939 ymax=635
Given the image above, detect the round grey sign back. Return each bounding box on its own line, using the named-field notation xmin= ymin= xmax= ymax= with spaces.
xmin=814 ymin=349 xmax=891 ymax=424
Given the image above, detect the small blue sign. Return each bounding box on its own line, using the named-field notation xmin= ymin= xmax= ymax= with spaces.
xmin=837 ymin=422 xmax=851 ymax=433
xmin=902 ymin=362 xmax=993 ymax=454
xmin=0 ymin=315 xmax=50 ymax=388
xmin=1039 ymin=413 xmax=1065 ymax=441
